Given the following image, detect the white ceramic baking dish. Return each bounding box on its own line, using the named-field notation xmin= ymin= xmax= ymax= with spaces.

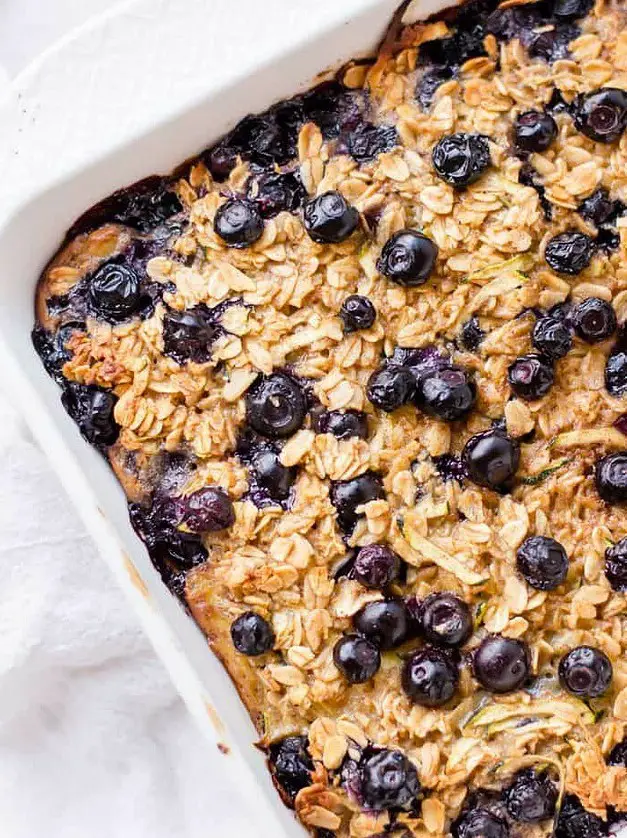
xmin=0 ymin=0 xmax=455 ymax=833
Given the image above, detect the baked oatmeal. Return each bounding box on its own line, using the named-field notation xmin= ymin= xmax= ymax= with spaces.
xmin=32 ymin=0 xmax=627 ymax=835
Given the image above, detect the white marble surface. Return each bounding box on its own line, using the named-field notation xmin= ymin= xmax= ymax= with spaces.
xmin=0 ymin=3 xmax=257 ymax=836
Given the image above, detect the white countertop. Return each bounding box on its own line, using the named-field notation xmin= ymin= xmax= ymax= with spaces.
xmin=0 ymin=3 xmax=258 ymax=836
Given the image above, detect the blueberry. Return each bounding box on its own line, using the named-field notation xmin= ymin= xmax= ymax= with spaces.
xmin=61 ymin=383 xmax=119 ymax=447
xmin=574 ymin=88 xmax=627 ymax=143
xmin=432 ymin=133 xmax=491 ymax=188
xmin=507 ymin=354 xmax=554 ymax=401
xmin=419 ymin=593 xmax=473 ymax=647
xmin=269 ymin=736 xmax=313 ymax=804
xmin=460 ymin=316 xmax=485 ymax=352
xmin=314 ymin=409 xmax=368 ymax=440
xmin=352 ymin=544 xmax=401 ymax=589
xmin=401 ymin=647 xmax=459 ymax=707
xmin=205 ymin=141 xmax=239 ymax=181
xmin=419 ymin=15 xmax=487 ymax=67
xmin=462 ymin=429 xmax=520 ymax=492
xmin=230 ymin=611 xmax=275 ymax=656
xmin=303 ymin=191 xmax=359 ymax=244
xmin=245 ymin=373 xmax=307 ymax=438
xmin=32 ymin=321 xmax=84 ymax=383
xmin=333 ymin=634 xmax=381 ymax=683
xmin=88 ymin=262 xmax=141 ymax=322
xmin=414 ymin=365 xmax=476 ymax=421
xmin=129 ymin=502 xmax=207 ymax=581
xmin=452 ymin=808 xmax=509 ymax=838
xmin=416 ymin=66 xmax=456 ymax=111
xmin=558 ymin=645 xmax=612 ymax=698
xmin=343 ymin=122 xmax=398 ymax=164
xmin=353 ymin=600 xmax=409 ymax=650
xmin=504 ymin=769 xmax=557 ymax=823
xmin=545 ymin=232 xmax=594 ymax=275
xmin=519 ymin=163 xmax=553 ymax=221
xmin=473 ymin=635 xmax=531 ymax=693
xmin=214 ymin=199 xmax=264 ymax=248
xmin=606 ymin=347 xmax=627 ymax=396
xmin=377 ymin=230 xmax=439 ymax=286
xmin=434 ymin=453 xmax=468 ymax=483
xmin=553 ymin=0 xmax=594 ymax=19
xmin=555 ymin=795 xmax=606 ymax=838
xmin=608 ymin=738 xmax=627 ymax=766
xmin=578 ymin=188 xmax=616 ymax=226
xmin=516 ymin=535 xmax=569 ymax=590
xmin=528 ymin=25 xmax=579 ymax=62
xmin=360 ymin=749 xmax=421 ymax=811
xmin=391 ymin=344 xmax=449 ymax=375
xmin=330 ymin=472 xmax=385 ymax=532
xmin=162 ymin=305 xmax=218 ymax=364
xmin=250 ymin=449 xmax=295 ymax=501
xmin=302 ymin=82 xmax=364 ymax=140
xmin=572 ymin=297 xmax=617 ymax=343
xmin=532 ymin=316 xmax=573 ymax=360
xmin=246 ymin=170 xmax=306 ymax=218
xmin=340 ymin=295 xmax=376 ymax=333
xmin=596 ymin=453 xmax=627 ymax=503
xmin=514 ymin=110 xmax=558 ymax=153
xmin=367 ymin=364 xmax=416 ymax=412
xmin=605 ymin=538 xmax=627 ymax=592
xmin=177 ymin=487 xmax=235 ymax=533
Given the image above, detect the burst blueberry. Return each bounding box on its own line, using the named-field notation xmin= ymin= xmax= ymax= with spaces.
xmin=377 ymin=230 xmax=439 ymax=287
xmin=605 ymin=538 xmax=627 ymax=592
xmin=330 ymin=472 xmax=385 ymax=532
xmin=343 ymin=122 xmax=398 ymax=164
xmin=559 ymin=645 xmax=612 ymax=697
xmin=402 ymin=647 xmax=460 ymax=707
xmin=572 ymin=297 xmax=616 ymax=343
xmin=416 ymin=66 xmax=456 ymax=111
xmin=573 ymin=87 xmax=627 ymax=143
xmin=608 ymin=738 xmax=627 ymax=766
xmin=460 ymin=316 xmax=485 ymax=352
xmin=314 ymin=409 xmax=368 ymax=440
xmin=596 ymin=452 xmax=627 ymax=503
xmin=532 ymin=316 xmax=573 ymax=360
xmin=303 ymin=191 xmax=359 ymax=244
xmin=553 ymin=0 xmax=594 ymax=19
xmin=352 ymin=544 xmax=401 ymax=589
xmin=353 ymin=600 xmax=409 ymax=650
xmin=245 ymin=373 xmax=307 ymax=438
xmin=545 ymin=231 xmax=594 ymax=275
xmin=578 ymin=188 xmax=616 ymax=226
xmin=269 ymin=736 xmax=313 ymax=804
xmin=473 ymin=634 xmax=531 ymax=693
xmin=432 ymin=133 xmax=491 ymax=187
xmin=504 ymin=769 xmax=558 ymax=823
xmin=508 ymin=354 xmax=554 ymax=401
xmin=230 ymin=611 xmax=275 ymax=656
xmin=250 ymin=448 xmax=295 ymax=501
xmin=367 ymin=364 xmax=416 ymax=412
xmin=61 ymin=383 xmax=119 ymax=448
xmin=246 ymin=170 xmax=306 ymax=218
xmin=415 ymin=365 xmax=476 ymax=421
xmin=89 ymin=262 xmax=141 ymax=322
xmin=162 ymin=305 xmax=218 ymax=364
xmin=516 ymin=535 xmax=569 ymax=590
xmin=360 ymin=748 xmax=421 ymax=812
xmin=333 ymin=634 xmax=381 ymax=683
xmin=605 ymin=346 xmax=627 ymax=396
xmin=177 ymin=486 xmax=235 ymax=532
xmin=214 ymin=199 xmax=264 ymax=247
xmin=452 ymin=808 xmax=509 ymax=838
xmin=340 ymin=295 xmax=376 ymax=332
xmin=462 ymin=429 xmax=520 ymax=492
xmin=555 ymin=794 xmax=606 ymax=838
xmin=419 ymin=593 xmax=473 ymax=647
xmin=514 ymin=110 xmax=558 ymax=153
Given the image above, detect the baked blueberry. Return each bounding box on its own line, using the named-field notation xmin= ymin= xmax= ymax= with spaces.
xmin=596 ymin=453 xmax=627 ymax=503
xmin=214 ymin=199 xmax=264 ymax=247
xmin=514 ymin=110 xmax=558 ymax=153
xmin=229 ymin=112 xmax=294 ymax=169
xmin=269 ymin=736 xmax=313 ymax=804
xmin=245 ymin=373 xmax=307 ymax=438
xmin=555 ymin=794 xmax=606 ymax=838
xmin=246 ymin=170 xmax=306 ymax=218
xmin=452 ymin=808 xmax=509 ymax=838
xmin=360 ymin=748 xmax=421 ymax=811
xmin=177 ymin=486 xmax=235 ymax=532
xmin=578 ymin=188 xmax=616 ymax=226
xmin=517 ymin=535 xmax=569 ymax=590
xmin=419 ymin=593 xmax=473 ymax=648
xmin=462 ymin=429 xmax=520 ymax=492
xmin=302 ymin=81 xmax=364 ymax=140
xmin=434 ymin=453 xmax=468 ymax=483
xmin=572 ymin=297 xmax=617 ymax=343
xmin=162 ymin=305 xmax=218 ymax=364
xmin=608 ymin=738 xmax=627 ymax=766
xmin=340 ymin=295 xmax=376 ymax=332
xmin=89 ymin=262 xmax=141 ymax=322
xmin=314 ymin=409 xmax=368 ymax=440
xmin=416 ymin=66 xmax=456 ymax=111
xmin=367 ymin=364 xmax=416 ymax=412
xmin=333 ymin=634 xmax=381 ymax=683
xmin=401 ymin=647 xmax=460 ymax=707
xmin=545 ymin=232 xmax=594 ymax=275
xmin=353 ymin=599 xmax=409 ymax=650
xmin=432 ymin=133 xmax=491 ymax=187
xmin=250 ymin=449 xmax=295 ymax=501
xmin=414 ymin=366 xmax=476 ymax=421
xmin=528 ymin=25 xmax=579 ymax=62
xmin=519 ymin=162 xmax=553 ymax=220
xmin=553 ymin=0 xmax=594 ymax=19
xmin=352 ymin=544 xmax=401 ymax=589
xmin=129 ymin=502 xmax=207 ymax=578
xmin=559 ymin=645 xmax=612 ymax=698
xmin=61 ymin=383 xmax=119 ymax=448
xmin=504 ymin=769 xmax=558 ymax=823
xmin=230 ymin=611 xmax=275 ymax=656
xmin=473 ymin=635 xmax=531 ymax=693
xmin=573 ymin=88 xmax=627 ymax=143
xmin=377 ymin=230 xmax=439 ymax=287
xmin=303 ymin=191 xmax=359 ymax=244
xmin=532 ymin=316 xmax=573 ymax=360
xmin=343 ymin=122 xmax=398 ymax=164
xmin=460 ymin=316 xmax=485 ymax=352
xmin=605 ymin=347 xmax=627 ymax=396
xmin=605 ymin=537 xmax=627 ymax=591
xmin=391 ymin=344 xmax=450 ymax=376
xmin=507 ymin=354 xmax=554 ymax=401
xmin=33 ymin=321 xmax=84 ymax=383
xmin=330 ymin=472 xmax=384 ymax=532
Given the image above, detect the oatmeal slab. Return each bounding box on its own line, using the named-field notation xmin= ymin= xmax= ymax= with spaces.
xmin=33 ymin=1 xmax=627 ymax=835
